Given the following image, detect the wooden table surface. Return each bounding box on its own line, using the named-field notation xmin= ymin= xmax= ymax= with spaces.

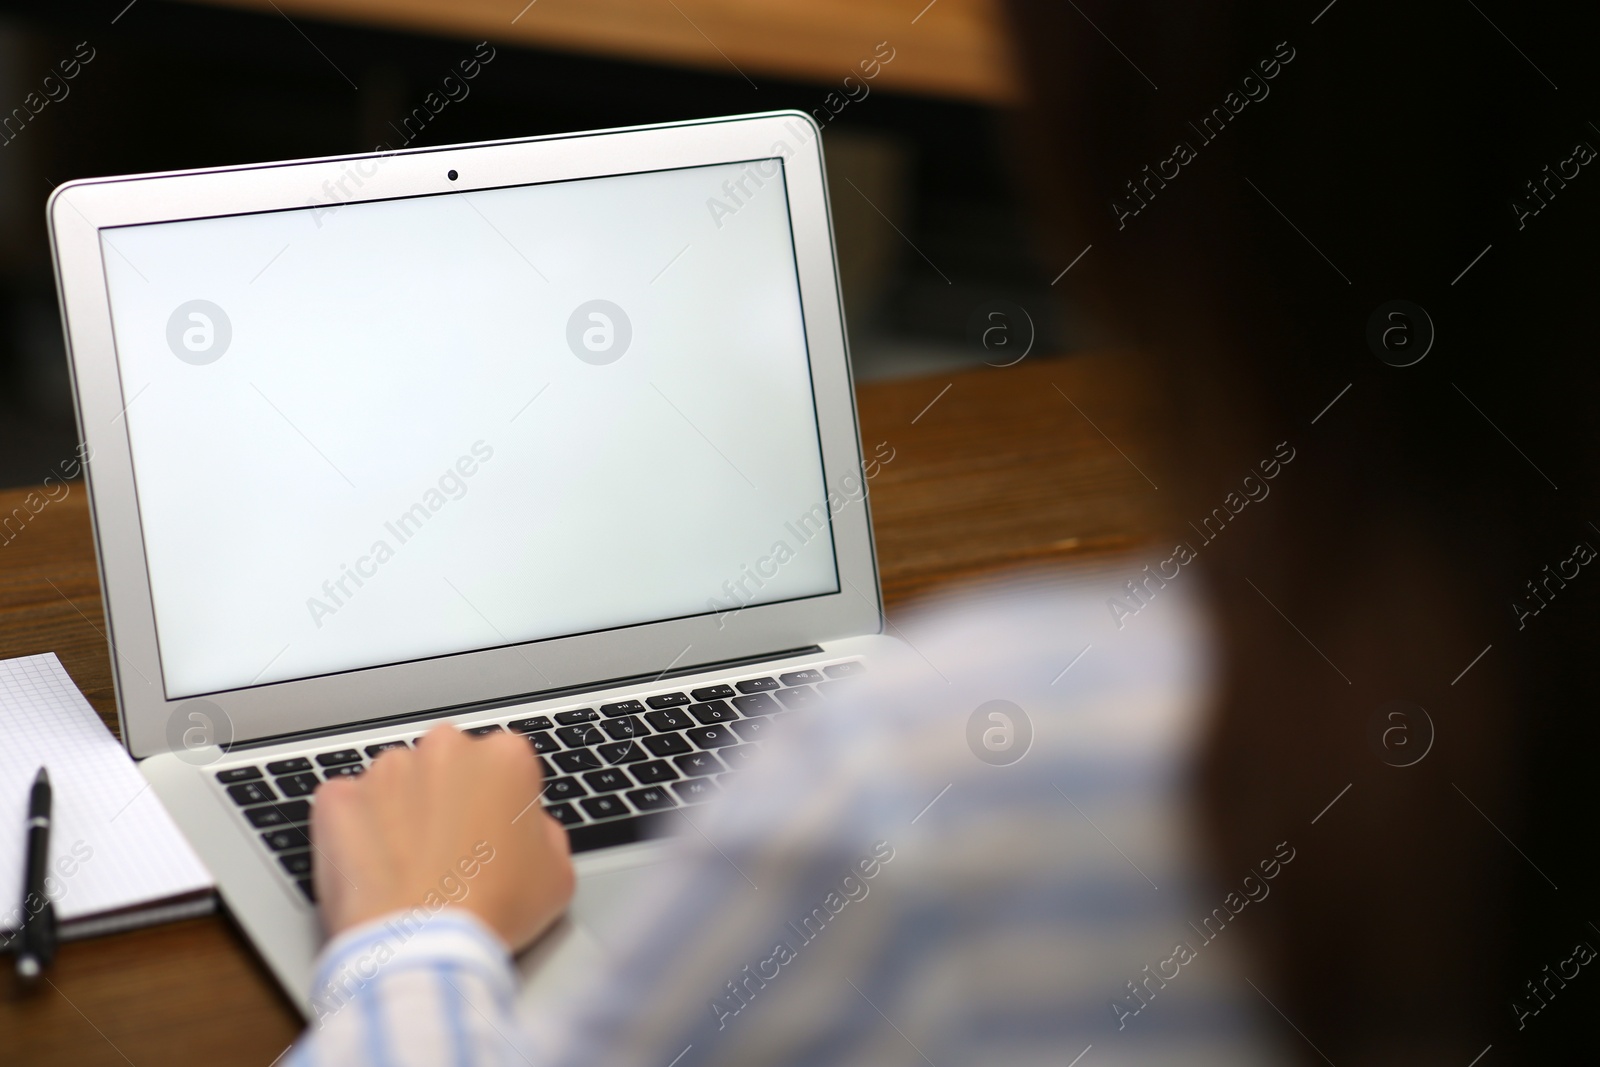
xmin=0 ymin=352 xmax=1162 ymax=1065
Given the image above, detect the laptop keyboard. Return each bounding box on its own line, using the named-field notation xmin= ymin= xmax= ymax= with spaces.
xmin=212 ymin=661 xmax=865 ymax=905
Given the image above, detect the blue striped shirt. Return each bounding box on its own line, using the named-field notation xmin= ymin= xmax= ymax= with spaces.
xmin=290 ymin=576 xmax=1288 ymax=1066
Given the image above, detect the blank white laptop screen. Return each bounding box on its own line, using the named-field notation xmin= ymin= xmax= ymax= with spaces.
xmin=98 ymin=159 xmax=839 ymax=700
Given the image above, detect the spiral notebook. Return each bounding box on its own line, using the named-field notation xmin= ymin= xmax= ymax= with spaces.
xmin=0 ymin=653 xmax=214 ymax=944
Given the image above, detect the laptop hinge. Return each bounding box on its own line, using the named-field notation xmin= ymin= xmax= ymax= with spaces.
xmin=223 ymin=644 xmax=825 ymax=753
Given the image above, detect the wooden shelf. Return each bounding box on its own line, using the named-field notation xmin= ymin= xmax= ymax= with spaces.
xmin=181 ymin=0 xmax=1021 ymax=104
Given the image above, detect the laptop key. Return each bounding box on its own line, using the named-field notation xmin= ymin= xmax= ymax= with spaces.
xmin=508 ymin=715 xmax=555 ymax=732
xmin=717 ymin=772 xmax=742 ymax=789
xmin=673 ymin=751 xmax=725 ymax=777
xmin=599 ymin=700 xmax=645 ymax=718
xmin=579 ymin=795 xmax=628 ymax=820
xmin=645 ymin=692 xmax=690 ymax=709
xmin=644 ymin=708 xmax=693 ymax=732
xmin=544 ymin=802 xmax=584 ymax=826
xmin=323 ymin=764 xmax=364 ymax=780
xmin=245 ymin=800 xmax=310 ymax=828
xmin=276 ymin=772 xmax=320 ymax=798
xmin=552 ymin=749 xmax=603 ymax=774
xmin=688 ymin=700 xmax=738 ymax=725
xmin=226 ymin=781 xmax=276 ymax=806
xmin=365 ymin=741 xmax=408 ymax=758
xmin=465 ymin=724 xmax=503 ymax=737
xmin=296 ymin=878 xmax=317 ymax=903
xmin=641 ymin=732 xmax=692 ymax=757
xmin=525 ymin=731 xmax=560 ymax=754
xmin=817 ymin=679 xmax=860 ymax=700
xmin=722 ymin=744 xmax=763 ymax=770
xmin=556 ymin=725 xmax=605 ymax=748
xmin=267 ymin=758 xmax=314 ymax=775
xmin=601 ymin=716 xmax=647 ymax=740
xmin=631 ymin=759 xmax=679 ymax=784
xmin=244 ymin=808 xmax=293 ymax=830
xmin=279 ymin=851 xmax=313 ymax=876
xmin=686 ymin=725 xmax=737 ymax=749
xmin=730 ymin=718 xmax=771 ymax=743
xmin=824 ymin=661 xmax=865 ymax=678
xmin=262 ymin=826 xmax=310 ymax=851
xmin=731 ymin=693 xmax=780 ymax=717
xmin=735 ymin=677 xmax=780 ymax=693
xmin=598 ymin=740 xmax=648 ymax=764
xmin=779 ymin=669 xmax=824 ymax=686
xmin=627 ymin=786 xmax=677 ymax=812
xmin=672 ymin=778 xmax=720 ymax=804
xmin=537 ymin=756 xmax=553 ymax=778
xmin=690 ymin=684 xmax=736 ymax=701
xmin=316 ymin=749 xmax=362 ymax=767
xmin=553 ymin=709 xmax=599 ymax=726
xmin=775 ymin=685 xmax=821 ymax=709
xmin=216 ymin=766 xmax=262 ymax=784
xmin=582 ymin=768 xmax=632 ymax=793
xmin=541 ymin=777 xmax=586 ymax=801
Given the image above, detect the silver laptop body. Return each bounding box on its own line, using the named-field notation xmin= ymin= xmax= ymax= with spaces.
xmin=47 ymin=111 xmax=896 ymax=1015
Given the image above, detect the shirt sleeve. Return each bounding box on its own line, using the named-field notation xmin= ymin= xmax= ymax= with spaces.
xmin=287 ymin=907 xmax=531 ymax=1067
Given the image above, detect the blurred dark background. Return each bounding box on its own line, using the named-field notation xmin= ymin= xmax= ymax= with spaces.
xmin=0 ymin=0 xmax=1068 ymax=487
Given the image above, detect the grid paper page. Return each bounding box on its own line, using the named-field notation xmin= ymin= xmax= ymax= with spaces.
xmin=0 ymin=653 xmax=213 ymax=932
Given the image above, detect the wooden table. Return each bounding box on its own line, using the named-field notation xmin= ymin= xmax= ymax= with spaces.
xmin=0 ymin=352 xmax=1162 ymax=1065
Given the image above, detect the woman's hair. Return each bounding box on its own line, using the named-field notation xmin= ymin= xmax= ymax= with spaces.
xmin=1004 ymin=1 xmax=1600 ymax=1059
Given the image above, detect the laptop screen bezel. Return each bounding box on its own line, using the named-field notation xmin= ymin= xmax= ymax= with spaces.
xmin=49 ymin=111 xmax=882 ymax=759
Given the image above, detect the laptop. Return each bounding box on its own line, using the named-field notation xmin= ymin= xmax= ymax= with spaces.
xmin=46 ymin=110 xmax=898 ymax=1016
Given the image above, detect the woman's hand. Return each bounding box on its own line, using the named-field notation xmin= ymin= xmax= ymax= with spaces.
xmin=311 ymin=722 xmax=575 ymax=951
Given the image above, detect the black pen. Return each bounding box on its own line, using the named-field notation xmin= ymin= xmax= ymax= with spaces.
xmin=15 ymin=766 xmax=55 ymax=983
